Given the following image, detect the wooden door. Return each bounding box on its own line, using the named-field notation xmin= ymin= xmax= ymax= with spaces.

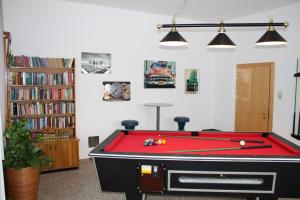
xmin=38 ymin=139 xmax=79 ymax=171
xmin=67 ymin=139 xmax=79 ymax=168
xmin=38 ymin=143 xmax=50 ymax=158
xmin=38 ymin=143 xmax=55 ymax=171
xmin=235 ymin=62 xmax=274 ymax=131
xmin=53 ymin=142 xmax=69 ymax=169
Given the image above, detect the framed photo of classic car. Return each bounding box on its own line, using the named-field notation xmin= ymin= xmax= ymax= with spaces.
xmin=144 ymin=60 xmax=176 ymax=88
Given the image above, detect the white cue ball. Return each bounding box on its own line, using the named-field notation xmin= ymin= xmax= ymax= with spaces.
xmin=240 ymin=140 xmax=246 ymax=146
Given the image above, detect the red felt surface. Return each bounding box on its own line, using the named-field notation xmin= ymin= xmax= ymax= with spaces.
xmin=104 ymin=131 xmax=300 ymax=156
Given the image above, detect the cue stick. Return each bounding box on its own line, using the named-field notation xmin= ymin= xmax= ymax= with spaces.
xmin=168 ymin=144 xmax=272 ymax=153
xmin=292 ymin=111 xmax=296 ymax=135
xmin=292 ymin=58 xmax=299 ymax=135
xmin=298 ymin=111 xmax=300 ymax=136
xmin=162 ymin=135 xmax=265 ymax=143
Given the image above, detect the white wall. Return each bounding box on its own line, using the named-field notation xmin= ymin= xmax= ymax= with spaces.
xmin=212 ymin=3 xmax=300 ymax=145
xmin=2 ymin=0 xmax=216 ymax=159
xmin=0 ymin=0 xmax=6 ymax=156
xmin=3 ymin=0 xmax=300 ymax=159
xmin=0 ymin=0 xmax=7 ymax=198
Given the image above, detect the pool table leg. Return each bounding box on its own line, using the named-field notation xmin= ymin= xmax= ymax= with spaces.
xmin=125 ymin=192 xmax=144 ymax=200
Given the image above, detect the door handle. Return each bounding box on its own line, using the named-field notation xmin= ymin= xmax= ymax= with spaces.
xmin=258 ymin=113 xmax=267 ymax=119
xmin=258 ymin=113 xmax=267 ymax=115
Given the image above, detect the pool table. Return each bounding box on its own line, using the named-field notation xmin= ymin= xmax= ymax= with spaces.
xmin=89 ymin=130 xmax=300 ymax=200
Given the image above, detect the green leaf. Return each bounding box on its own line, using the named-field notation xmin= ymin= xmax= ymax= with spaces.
xmin=32 ymin=146 xmax=40 ymax=153
xmin=3 ymin=119 xmax=52 ymax=169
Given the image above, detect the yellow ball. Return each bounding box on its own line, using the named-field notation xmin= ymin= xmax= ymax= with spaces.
xmin=161 ymin=139 xmax=167 ymax=145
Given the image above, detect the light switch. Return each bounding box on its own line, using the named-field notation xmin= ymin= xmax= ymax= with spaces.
xmin=278 ymin=91 xmax=283 ymax=99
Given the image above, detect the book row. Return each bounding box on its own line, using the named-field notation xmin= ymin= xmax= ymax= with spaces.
xmin=25 ymin=116 xmax=75 ymax=130
xmin=10 ymin=88 xmax=74 ymax=101
xmin=11 ymin=102 xmax=75 ymax=116
xmin=10 ymin=55 xmax=74 ymax=68
xmin=9 ymin=71 xmax=74 ymax=85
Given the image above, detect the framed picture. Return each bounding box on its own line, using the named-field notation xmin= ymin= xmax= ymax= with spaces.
xmin=81 ymin=52 xmax=111 ymax=74
xmin=103 ymin=81 xmax=130 ymax=101
xmin=185 ymin=68 xmax=199 ymax=94
xmin=144 ymin=60 xmax=176 ymax=88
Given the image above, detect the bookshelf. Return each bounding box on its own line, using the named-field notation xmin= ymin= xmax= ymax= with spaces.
xmin=6 ymin=54 xmax=79 ymax=171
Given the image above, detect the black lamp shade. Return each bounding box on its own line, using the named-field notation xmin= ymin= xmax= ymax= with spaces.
xmin=256 ymin=30 xmax=287 ymax=46
xmin=159 ymin=29 xmax=188 ymax=46
xmin=207 ymin=32 xmax=236 ymax=48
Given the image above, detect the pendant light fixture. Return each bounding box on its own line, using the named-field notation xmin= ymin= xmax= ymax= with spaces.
xmin=157 ymin=0 xmax=289 ymax=48
xmin=159 ymin=0 xmax=189 ymax=47
xmin=159 ymin=26 xmax=188 ymax=46
xmin=207 ymin=22 xmax=236 ymax=48
xmin=256 ymin=19 xmax=288 ymax=46
xmin=158 ymin=20 xmax=288 ymax=48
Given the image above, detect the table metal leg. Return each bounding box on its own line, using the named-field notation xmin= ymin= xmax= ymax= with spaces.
xmin=258 ymin=197 xmax=278 ymax=200
xmin=247 ymin=197 xmax=278 ymax=200
xmin=156 ymin=106 xmax=160 ymax=130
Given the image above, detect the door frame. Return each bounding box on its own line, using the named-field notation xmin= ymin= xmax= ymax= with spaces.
xmin=235 ymin=62 xmax=274 ymax=131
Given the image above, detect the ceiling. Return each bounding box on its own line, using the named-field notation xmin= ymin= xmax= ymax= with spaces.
xmin=61 ymin=0 xmax=299 ymax=21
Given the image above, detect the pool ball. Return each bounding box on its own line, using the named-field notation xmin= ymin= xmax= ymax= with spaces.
xmin=240 ymin=140 xmax=246 ymax=146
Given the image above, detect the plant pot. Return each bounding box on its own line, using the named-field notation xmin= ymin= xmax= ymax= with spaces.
xmin=5 ymin=167 xmax=40 ymax=200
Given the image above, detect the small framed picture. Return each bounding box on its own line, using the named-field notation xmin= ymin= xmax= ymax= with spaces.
xmin=102 ymin=81 xmax=130 ymax=101
xmin=185 ymin=69 xmax=199 ymax=94
xmin=81 ymin=52 xmax=111 ymax=74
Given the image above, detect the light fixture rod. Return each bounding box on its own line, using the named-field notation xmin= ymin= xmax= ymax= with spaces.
xmin=158 ymin=22 xmax=288 ymax=29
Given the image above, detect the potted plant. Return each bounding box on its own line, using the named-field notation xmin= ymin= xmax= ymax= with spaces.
xmin=3 ymin=119 xmax=52 ymax=200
